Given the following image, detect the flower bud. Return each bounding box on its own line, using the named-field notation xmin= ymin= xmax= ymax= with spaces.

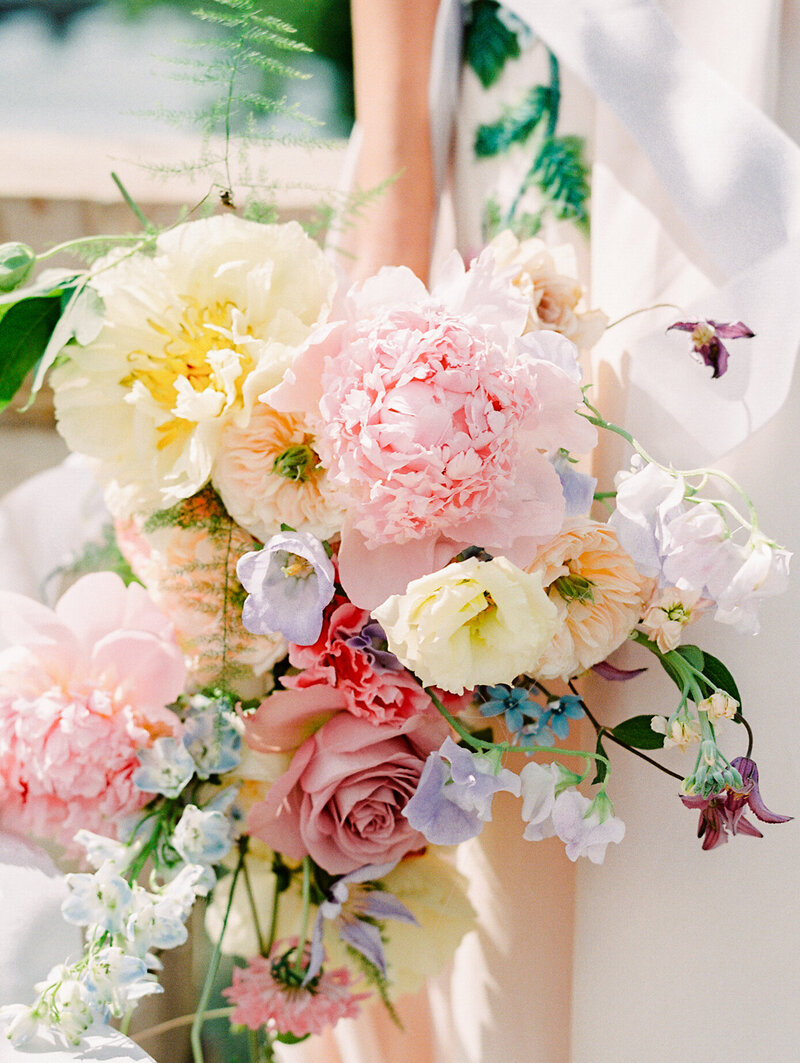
xmin=0 ymin=242 xmax=35 ymax=292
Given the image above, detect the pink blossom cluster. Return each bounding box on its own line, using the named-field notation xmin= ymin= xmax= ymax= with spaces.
xmin=223 ymin=942 xmax=370 ymax=1037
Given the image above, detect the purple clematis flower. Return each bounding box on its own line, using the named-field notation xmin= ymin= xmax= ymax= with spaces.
xmin=237 ymin=530 xmax=335 ymax=645
xmin=667 ymin=318 xmax=755 ymax=378
xmin=304 ymin=861 xmax=418 ymax=984
xmin=680 ymin=756 xmax=791 ymax=850
xmin=402 ymin=736 xmax=521 ymax=845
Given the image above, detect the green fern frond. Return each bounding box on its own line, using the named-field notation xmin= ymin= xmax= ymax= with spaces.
xmin=531 ymin=134 xmax=591 ymax=233
xmin=466 ymin=0 xmax=522 ymax=88
xmin=474 ymin=85 xmax=552 ymax=158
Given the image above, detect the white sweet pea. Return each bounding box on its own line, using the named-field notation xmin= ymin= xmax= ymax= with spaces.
xmin=519 ymin=761 xmax=561 ymax=841
xmin=708 ymin=535 xmax=791 ymax=634
xmin=551 ymin=789 xmax=625 ymax=864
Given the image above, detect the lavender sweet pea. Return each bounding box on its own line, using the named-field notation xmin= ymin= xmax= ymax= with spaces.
xmin=237 ymin=530 xmax=336 ymax=645
xmin=403 ymin=736 xmax=521 ymax=845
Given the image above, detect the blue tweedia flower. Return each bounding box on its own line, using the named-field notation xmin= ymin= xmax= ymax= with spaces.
xmin=182 ymin=694 xmax=242 ymax=778
xmin=539 ymin=695 xmax=585 ymax=740
xmin=479 ymin=684 xmax=543 ymax=734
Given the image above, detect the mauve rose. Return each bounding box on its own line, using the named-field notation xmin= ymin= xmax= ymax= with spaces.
xmin=246 ymin=711 xmax=449 ymax=874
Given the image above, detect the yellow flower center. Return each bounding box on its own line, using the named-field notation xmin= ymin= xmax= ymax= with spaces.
xmin=121 ymin=298 xmax=256 ymax=449
xmin=281 ymin=553 xmax=315 ymax=580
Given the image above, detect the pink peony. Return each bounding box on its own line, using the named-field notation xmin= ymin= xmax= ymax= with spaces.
xmin=247 ymin=710 xmax=448 ymax=874
xmin=267 ymin=255 xmax=595 ymax=608
xmin=223 ymin=941 xmax=369 ymax=1037
xmin=0 ymin=573 xmax=185 ymax=846
xmin=283 ymin=596 xmax=432 ymax=725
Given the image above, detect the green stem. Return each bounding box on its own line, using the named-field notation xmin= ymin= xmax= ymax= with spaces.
xmin=36 ymin=233 xmax=144 ymax=263
xmin=190 ymin=849 xmax=245 ymax=1063
xmin=734 ymin=712 xmax=754 ymax=758
xmin=111 ymin=172 xmax=155 ymax=232
xmin=426 ymin=687 xmax=609 ymax=774
xmin=574 ymin=685 xmax=684 ymax=782
xmin=240 ymin=848 xmax=266 ymax=956
xmin=605 ymin=302 xmax=681 ymax=330
xmin=135 ymin=1006 xmax=234 ymax=1044
xmin=292 ymin=857 xmax=312 ymax=977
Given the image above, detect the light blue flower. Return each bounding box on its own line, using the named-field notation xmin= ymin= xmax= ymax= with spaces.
xmin=62 ymin=865 xmax=133 ymax=934
xmin=552 ymin=451 xmax=597 ymax=517
xmin=479 ymin=684 xmax=543 ymax=734
xmin=84 ymin=947 xmax=162 ymax=1017
xmin=539 ymin=695 xmax=585 ymax=740
xmin=182 ymin=694 xmax=242 ymax=778
xmin=170 ymin=805 xmax=233 ymax=866
xmin=403 ymin=737 xmax=521 ymax=845
xmin=237 ymin=530 xmax=335 ymax=645
xmin=133 ymin=736 xmax=196 ymax=798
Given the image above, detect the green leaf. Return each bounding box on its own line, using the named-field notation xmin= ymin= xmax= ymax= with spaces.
xmin=699 ymin=651 xmax=742 ymax=707
xmin=591 ymin=733 xmax=609 ymax=785
xmin=0 ymin=296 xmax=62 ymax=412
xmin=675 ymin=644 xmax=704 ymax=672
xmin=466 ymin=0 xmax=522 ymax=89
xmin=276 ymin=1032 xmax=311 ymax=1045
xmin=475 ymin=85 xmax=551 ymax=158
xmin=531 ymin=134 xmax=591 ymax=233
xmin=611 ymin=715 xmax=666 ymax=750
xmin=29 ymin=283 xmax=104 ymax=399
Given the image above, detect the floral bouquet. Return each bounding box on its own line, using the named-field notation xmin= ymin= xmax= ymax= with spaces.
xmin=0 ymin=191 xmax=791 ymax=1059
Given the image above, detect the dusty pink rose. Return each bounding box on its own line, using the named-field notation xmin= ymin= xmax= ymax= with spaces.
xmin=266 ymin=254 xmax=595 ymax=608
xmin=283 ymin=595 xmax=432 ymax=725
xmin=223 ymin=940 xmax=369 ymax=1037
xmin=247 ymin=710 xmax=448 ymax=874
xmin=0 ymin=573 xmax=185 ymax=846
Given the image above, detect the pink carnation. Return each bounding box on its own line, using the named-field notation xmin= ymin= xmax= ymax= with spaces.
xmin=283 ymin=596 xmax=432 ymax=725
xmin=0 ymin=573 xmax=185 ymax=846
xmin=223 ymin=941 xmax=369 ymax=1038
xmin=267 ymin=256 xmax=596 ymax=608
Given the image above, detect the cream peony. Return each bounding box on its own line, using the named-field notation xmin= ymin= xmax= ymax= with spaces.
xmin=528 ymin=518 xmax=653 ymax=681
xmin=373 ymin=555 xmax=559 ymax=695
xmin=489 ymin=230 xmax=607 ymax=348
xmin=52 ymin=215 xmax=336 ymax=513
xmin=212 ymin=400 xmax=345 ymax=542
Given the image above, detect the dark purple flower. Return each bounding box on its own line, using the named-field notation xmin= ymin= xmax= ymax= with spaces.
xmin=681 ymin=756 xmax=791 ymax=850
xmin=667 ymin=319 xmax=754 ymax=378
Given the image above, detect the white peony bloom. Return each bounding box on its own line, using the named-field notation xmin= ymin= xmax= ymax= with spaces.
xmin=52 ymin=216 xmax=336 ymax=513
xmin=373 ymin=555 xmax=559 ymax=694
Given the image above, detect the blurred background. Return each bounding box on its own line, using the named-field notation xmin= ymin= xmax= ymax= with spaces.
xmin=0 ymin=0 xmax=352 ymax=495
